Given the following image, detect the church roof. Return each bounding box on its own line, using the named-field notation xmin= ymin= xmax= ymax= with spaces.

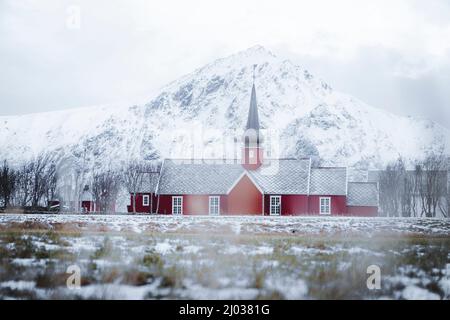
xmin=309 ymin=167 xmax=347 ymax=196
xmin=145 ymin=159 xmax=378 ymax=207
xmin=137 ymin=172 xmax=160 ymax=193
xmin=249 ymin=159 xmax=310 ymax=194
xmin=157 ymin=159 xmax=340 ymax=196
xmin=347 ymin=182 xmax=379 ymax=207
xmin=156 ymin=159 xmax=243 ymax=195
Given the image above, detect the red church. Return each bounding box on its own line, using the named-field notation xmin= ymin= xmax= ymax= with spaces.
xmin=127 ymin=75 xmax=379 ymax=216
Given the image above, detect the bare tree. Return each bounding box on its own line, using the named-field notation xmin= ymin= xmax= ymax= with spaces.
xmin=400 ymin=172 xmax=414 ymax=217
xmin=52 ymin=155 xmax=77 ymax=212
xmin=53 ymin=148 xmax=94 ymax=212
xmin=5 ymin=152 xmax=60 ymax=209
xmin=438 ymin=183 xmax=449 ymax=218
xmin=43 ymin=163 xmax=58 ymax=209
xmin=92 ymin=170 xmax=122 ymax=213
xmin=379 ymin=158 xmax=405 ymax=216
xmin=122 ymin=161 xmax=147 ymax=214
xmin=122 ymin=160 xmax=161 ymax=213
xmin=29 ymin=153 xmax=59 ymax=208
xmin=411 ymin=164 xmax=422 ymax=217
xmin=74 ymin=148 xmax=90 ymax=212
xmin=438 ymin=164 xmax=449 ymax=218
xmin=417 ymin=153 xmax=446 ymax=217
xmin=14 ymin=163 xmax=33 ymax=207
xmin=0 ymin=161 xmax=16 ymax=207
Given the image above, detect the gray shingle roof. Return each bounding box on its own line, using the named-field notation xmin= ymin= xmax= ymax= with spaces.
xmin=156 ymin=159 xmax=311 ymax=195
xmin=137 ymin=172 xmax=159 ymax=193
xmin=152 ymin=159 xmax=377 ymax=204
xmin=309 ymin=168 xmax=347 ymax=195
xmin=347 ymin=182 xmax=379 ymax=207
xmin=249 ymin=159 xmax=310 ymax=194
xmin=157 ymin=159 xmax=244 ymax=194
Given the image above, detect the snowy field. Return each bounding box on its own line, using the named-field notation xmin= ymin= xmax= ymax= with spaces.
xmin=0 ymin=214 xmax=449 ymax=300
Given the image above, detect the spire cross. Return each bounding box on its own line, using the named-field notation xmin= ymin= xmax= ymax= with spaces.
xmin=253 ymin=64 xmax=257 ymax=83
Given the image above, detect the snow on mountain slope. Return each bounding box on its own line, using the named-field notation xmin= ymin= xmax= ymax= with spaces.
xmin=0 ymin=45 xmax=448 ymax=171
xmin=282 ymin=92 xmax=449 ymax=167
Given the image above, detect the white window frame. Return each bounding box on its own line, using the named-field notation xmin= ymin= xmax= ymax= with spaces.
xmin=209 ymin=196 xmax=220 ymax=216
xmin=270 ymin=196 xmax=281 ymax=216
xmin=172 ymin=196 xmax=183 ymax=215
xmin=142 ymin=195 xmax=150 ymax=206
xmin=319 ymin=197 xmax=331 ymax=215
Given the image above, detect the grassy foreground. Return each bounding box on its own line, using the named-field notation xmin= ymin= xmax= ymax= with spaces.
xmin=0 ymin=227 xmax=449 ymax=299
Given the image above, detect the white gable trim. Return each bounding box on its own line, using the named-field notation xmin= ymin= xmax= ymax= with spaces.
xmin=345 ymin=167 xmax=348 ymax=196
xmin=307 ymin=158 xmax=312 ymax=196
xmin=154 ymin=159 xmax=165 ymax=195
xmin=226 ymin=171 xmax=264 ymax=195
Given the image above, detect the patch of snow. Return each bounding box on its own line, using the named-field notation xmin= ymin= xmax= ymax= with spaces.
xmin=154 ymin=241 xmax=174 ymax=255
xmin=183 ymin=245 xmax=202 ymax=254
xmin=65 ymin=283 xmax=154 ymax=300
xmin=0 ymin=280 xmax=36 ymax=291
xmin=12 ymin=258 xmax=47 ymax=267
xmin=252 ymin=246 xmax=274 ymax=255
xmin=402 ymin=285 xmax=440 ymax=300
xmin=223 ymin=246 xmax=241 ymax=255
xmin=265 ymin=276 xmax=308 ymax=299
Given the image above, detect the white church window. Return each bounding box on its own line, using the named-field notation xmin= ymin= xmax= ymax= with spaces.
xmin=209 ymin=196 xmax=220 ymax=215
xmin=270 ymin=196 xmax=281 ymax=216
xmin=320 ymin=197 xmax=331 ymax=215
xmin=172 ymin=196 xmax=183 ymax=215
xmin=143 ymin=195 xmax=150 ymax=206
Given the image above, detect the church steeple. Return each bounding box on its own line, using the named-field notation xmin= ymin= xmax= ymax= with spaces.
xmin=242 ymin=64 xmax=264 ymax=170
xmin=246 ymin=81 xmax=260 ymax=131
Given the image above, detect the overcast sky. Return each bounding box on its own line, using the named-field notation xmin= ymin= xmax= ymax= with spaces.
xmin=1 ymin=0 xmax=449 ymax=128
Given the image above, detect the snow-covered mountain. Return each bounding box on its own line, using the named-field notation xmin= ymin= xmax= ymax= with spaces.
xmin=0 ymin=45 xmax=448 ymax=171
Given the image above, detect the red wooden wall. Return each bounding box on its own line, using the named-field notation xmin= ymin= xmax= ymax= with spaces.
xmin=183 ymin=195 xmax=227 ymax=215
xmin=156 ymin=194 xmax=378 ymax=216
xmin=263 ymin=195 xmax=309 ymax=215
xmin=157 ymin=195 xmax=227 ymax=215
xmin=127 ymin=193 xmax=157 ymax=214
xmin=227 ymin=175 xmax=263 ymax=215
xmin=308 ymin=195 xmax=347 ymax=215
xmin=156 ymin=195 xmax=172 ymax=215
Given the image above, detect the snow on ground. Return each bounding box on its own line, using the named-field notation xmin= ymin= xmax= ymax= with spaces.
xmin=0 ymin=214 xmax=449 ymax=237
xmin=401 ymin=285 xmax=441 ymax=300
xmin=0 ymin=214 xmax=449 ymax=300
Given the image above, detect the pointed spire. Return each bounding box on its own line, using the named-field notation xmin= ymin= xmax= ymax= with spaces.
xmin=242 ymin=64 xmax=263 ymax=170
xmin=246 ymin=64 xmax=260 ymax=131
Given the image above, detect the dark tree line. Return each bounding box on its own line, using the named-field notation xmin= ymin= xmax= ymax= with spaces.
xmin=0 ymin=153 xmax=58 ymax=209
xmin=91 ymin=170 xmax=122 ymax=212
xmin=379 ymin=154 xmax=449 ymax=217
xmin=0 ymin=161 xmax=16 ymax=207
xmin=0 ymin=153 xmax=163 ymax=213
xmin=89 ymin=160 xmax=160 ymax=213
